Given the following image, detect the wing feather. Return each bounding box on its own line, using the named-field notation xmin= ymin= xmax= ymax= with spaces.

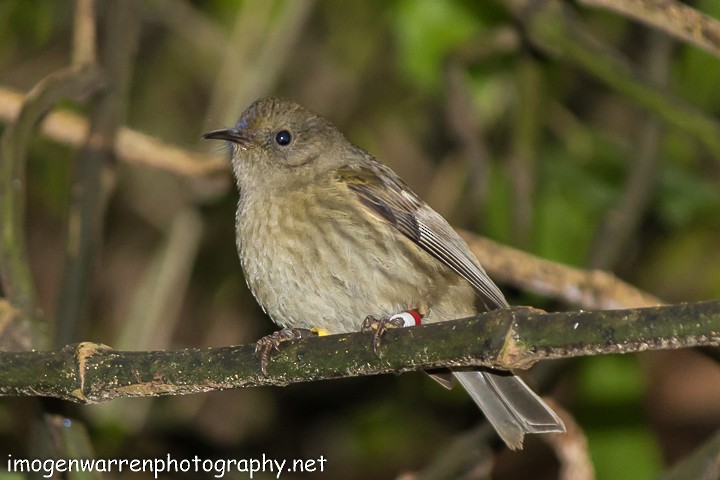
xmin=337 ymin=160 xmax=508 ymax=310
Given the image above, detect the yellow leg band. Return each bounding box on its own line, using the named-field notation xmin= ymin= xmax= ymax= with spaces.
xmin=310 ymin=327 xmax=331 ymax=337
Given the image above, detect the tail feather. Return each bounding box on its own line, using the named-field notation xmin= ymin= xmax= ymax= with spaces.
xmin=453 ymin=370 xmax=565 ymax=450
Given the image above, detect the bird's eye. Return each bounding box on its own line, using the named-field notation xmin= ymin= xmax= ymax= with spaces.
xmin=275 ymin=130 xmax=292 ymax=146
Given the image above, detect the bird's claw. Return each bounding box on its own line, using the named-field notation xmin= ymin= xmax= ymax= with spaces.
xmin=361 ymin=315 xmax=404 ymax=353
xmin=255 ymin=328 xmax=314 ymax=375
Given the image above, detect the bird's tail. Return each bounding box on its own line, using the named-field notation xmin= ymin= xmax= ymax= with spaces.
xmin=453 ymin=370 xmax=565 ymax=450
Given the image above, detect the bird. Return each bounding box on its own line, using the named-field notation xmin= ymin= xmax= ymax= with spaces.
xmin=203 ymin=97 xmax=565 ymax=449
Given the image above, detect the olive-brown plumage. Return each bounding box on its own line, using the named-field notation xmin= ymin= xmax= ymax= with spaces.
xmin=203 ymin=97 xmax=564 ymax=449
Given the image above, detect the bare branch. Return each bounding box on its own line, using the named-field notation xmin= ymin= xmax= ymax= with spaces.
xmin=588 ymin=31 xmax=672 ymax=270
xmin=54 ymin=0 xmax=142 ymax=347
xmin=0 ymin=300 xmax=717 ymax=404
xmin=204 ymin=0 xmax=316 ymax=129
xmin=579 ymin=0 xmax=720 ymax=59
xmin=0 ymin=86 xmax=229 ymax=188
xmin=73 ymin=0 xmax=97 ymax=66
xmin=0 ymin=65 xmax=104 ymax=349
xmin=461 ymin=232 xmax=664 ymax=309
xmin=542 ymin=400 xmax=595 ymax=480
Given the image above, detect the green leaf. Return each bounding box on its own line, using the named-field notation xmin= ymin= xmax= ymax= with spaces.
xmin=590 ymin=428 xmax=663 ymax=480
xmin=393 ymin=0 xmax=479 ymax=89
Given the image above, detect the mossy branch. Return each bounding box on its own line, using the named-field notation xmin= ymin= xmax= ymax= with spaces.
xmin=0 ymin=300 xmax=718 ymax=404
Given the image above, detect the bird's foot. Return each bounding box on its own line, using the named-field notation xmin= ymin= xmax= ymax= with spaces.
xmin=361 ymin=309 xmax=423 ymax=353
xmin=255 ymin=328 xmax=316 ymax=375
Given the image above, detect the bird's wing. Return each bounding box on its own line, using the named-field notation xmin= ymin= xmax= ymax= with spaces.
xmin=336 ymin=161 xmax=508 ymax=310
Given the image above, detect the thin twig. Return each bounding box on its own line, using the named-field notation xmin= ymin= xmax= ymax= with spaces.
xmin=118 ymin=208 xmax=204 ymax=351
xmin=443 ymin=58 xmax=491 ymax=230
xmin=579 ymin=0 xmax=720 ymax=59
xmin=145 ymin=0 xmax=228 ymax=59
xmin=0 ymin=65 xmax=104 ymax=349
xmin=508 ymin=56 xmax=542 ymax=249
xmin=461 ymin=231 xmax=664 ymax=309
xmin=440 ymin=27 xmax=521 ymax=232
xmin=0 ymin=86 xmax=228 ymax=187
xmin=412 ymin=424 xmax=496 ymax=480
xmin=204 ymin=0 xmax=316 ymax=129
xmin=55 ymin=0 xmax=141 ymax=347
xmin=542 ymin=400 xmax=595 ymax=480
xmin=72 ymin=0 xmax=97 ymax=66
xmin=589 ymin=32 xmax=673 ymax=269
xmin=43 ymin=413 xmax=98 ymax=466
xmin=0 ymin=299 xmax=31 ymax=351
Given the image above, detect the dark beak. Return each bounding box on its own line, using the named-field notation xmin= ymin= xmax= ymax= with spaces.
xmin=202 ymin=127 xmax=249 ymax=147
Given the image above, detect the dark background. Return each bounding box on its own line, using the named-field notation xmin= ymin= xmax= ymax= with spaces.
xmin=1 ymin=0 xmax=720 ymax=478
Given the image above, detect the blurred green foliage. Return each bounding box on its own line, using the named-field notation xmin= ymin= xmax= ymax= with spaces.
xmin=393 ymin=0 xmax=478 ymax=89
